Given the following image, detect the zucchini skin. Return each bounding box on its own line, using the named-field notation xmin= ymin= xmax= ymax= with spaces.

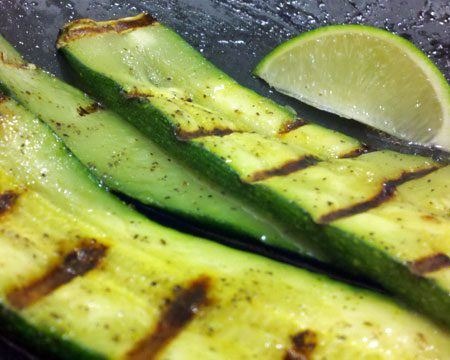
xmin=0 ymin=305 xmax=104 ymax=360
xmin=57 ymin=15 xmax=450 ymax=326
xmin=1 ymin=93 xmax=450 ymax=358
xmin=60 ymin=56 xmax=324 ymax=259
xmin=71 ymin=64 xmax=449 ymax=324
xmin=324 ymin=225 xmax=450 ymax=328
xmin=0 ymin=35 xmax=301 ymax=255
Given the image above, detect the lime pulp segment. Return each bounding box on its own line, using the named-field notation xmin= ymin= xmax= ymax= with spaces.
xmin=255 ymin=25 xmax=450 ymax=151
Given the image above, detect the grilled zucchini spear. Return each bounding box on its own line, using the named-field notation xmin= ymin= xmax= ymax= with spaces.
xmin=0 ymin=35 xmax=300 ymax=253
xmin=57 ymin=14 xmax=450 ymax=326
xmin=2 ymin=95 xmax=449 ymax=359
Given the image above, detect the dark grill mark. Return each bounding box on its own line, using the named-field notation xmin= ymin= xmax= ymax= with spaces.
xmin=409 ymin=253 xmax=450 ymax=275
xmin=0 ymin=191 xmax=18 ymax=216
xmin=127 ymin=276 xmax=210 ymax=360
xmin=58 ymin=13 xmax=156 ymax=47
xmin=339 ymin=145 xmax=370 ymax=159
xmin=285 ymin=330 xmax=317 ymax=360
xmin=123 ymin=90 xmax=151 ymax=102
xmin=77 ymin=102 xmax=104 ymax=116
xmin=110 ymin=13 xmax=156 ymax=32
xmin=0 ymin=53 xmax=27 ymax=68
xmin=0 ymin=92 xmax=7 ymax=103
xmin=318 ymin=166 xmax=440 ymax=224
xmin=249 ymin=156 xmax=318 ymax=182
xmin=279 ymin=118 xmax=308 ymax=134
xmin=123 ymin=90 xmax=237 ymax=141
xmin=176 ymin=127 xmax=235 ymax=141
xmin=7 ymin=240 xmax=107 ymax=309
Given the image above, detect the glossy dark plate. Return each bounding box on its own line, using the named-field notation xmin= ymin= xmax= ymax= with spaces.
xmin=0 ymin=0 xmax=448 ymax=358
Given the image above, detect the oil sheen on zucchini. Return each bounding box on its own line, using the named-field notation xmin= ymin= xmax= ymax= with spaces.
xmin=0 ymin=35 xmax=301 ymax=254
xmin=57 ymin=14 xmax=450 ymax=326
xmin=2 ymin=95 xmax=449 ymax=359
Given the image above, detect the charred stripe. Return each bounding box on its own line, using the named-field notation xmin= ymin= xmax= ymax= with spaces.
xmin=77 ymin=102 xmax=104 ymax=116
xmin=58 ymin=14 xmax=156 ymax=47
xmin=7 ymin=240 xmax=107 ymax=309
xmin=0 ymin=190 xmax=18 ymax=216
xmin=339 ymin=145 xmax=370 ymax=159
xmin=127 ymin=276 xmax=210 ymax=360
xmin=285 ymin=330 xmax=318 ymax=360
xmin=318 ymin=166 xmax=440 ymax=224
xmin=409 ymin=253 xmax=450 ymax=275
xmin=176 ymin=127 xmax=236 ymax=141
xmin=0 ymin=92 xmax=7 ymax=103
xmin=249 ymin=156 xmax=318 ymax=182
xmin=279 ymin=118 xmax=308 ymax=134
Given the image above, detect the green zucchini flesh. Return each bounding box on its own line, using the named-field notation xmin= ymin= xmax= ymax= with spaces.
xmin=2 ymin=95 xmax=449 ymax=358
xmin=0 ymin=35 xmax=301 ymax=253
xmin=57 ymin=14 xmax=450 ymax=326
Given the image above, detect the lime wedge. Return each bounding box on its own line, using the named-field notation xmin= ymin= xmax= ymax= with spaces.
xmin=255 ymin=25 xmax=450 ymax=151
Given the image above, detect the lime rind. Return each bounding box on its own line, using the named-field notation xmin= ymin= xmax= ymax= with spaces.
xmin=255 ymin=25 xmax=450 ymax=151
